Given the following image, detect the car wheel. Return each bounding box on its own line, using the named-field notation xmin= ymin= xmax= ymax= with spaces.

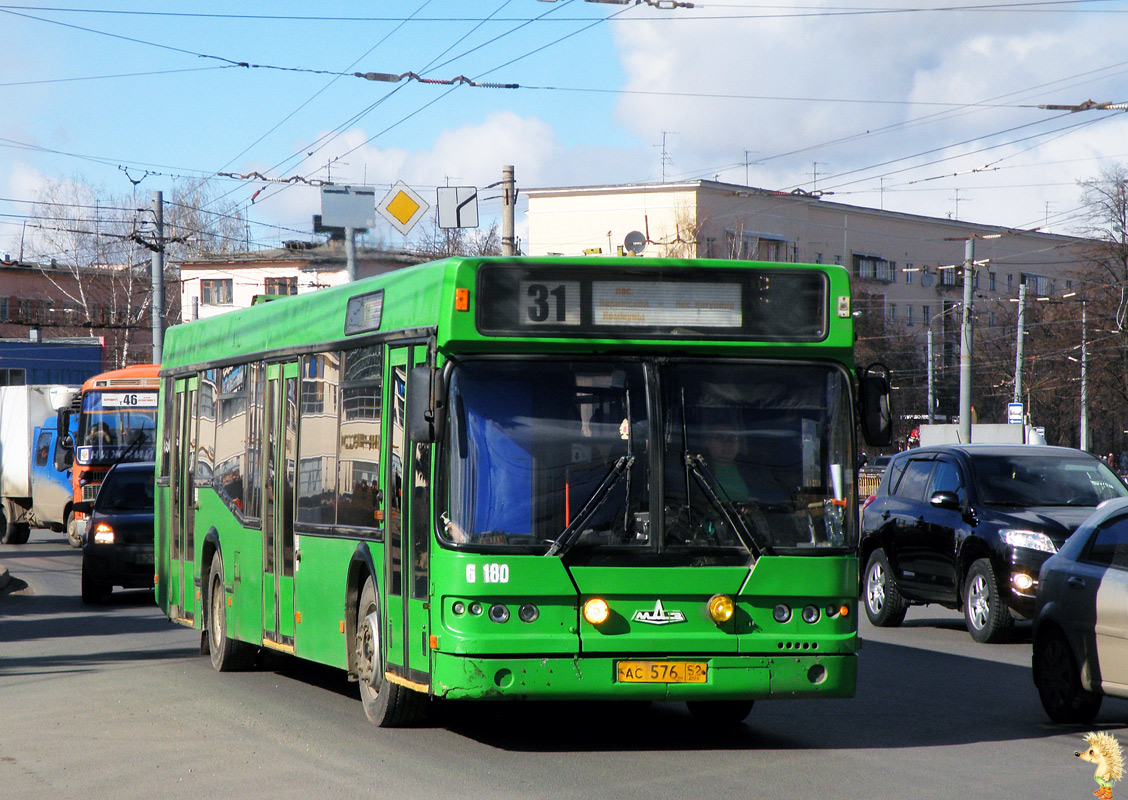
xmin=686 ymin=700 xmax=754 ymax=725
xmin=964 ymin=558 xmax=1012 ymax=643
xmin=81 ymin=560 xmax=111 ymax=604
xmin=207 ymin=553 xmax=256 ymax=671
xmin=1034 ymin=627 xmax=1102 ymax=724
xmin=864 ymin=549 xmax=907 ymax=627
xmin=356 ymin=576 xmax=426 ymax=727
xmin=66 ymin=512 xmax=82 ymax=548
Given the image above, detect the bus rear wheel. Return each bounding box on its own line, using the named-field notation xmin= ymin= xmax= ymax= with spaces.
xmin=207 ymin=553 xmax=256 ymax=671
xmin=356 ymin=577 xmax=426 ymax=727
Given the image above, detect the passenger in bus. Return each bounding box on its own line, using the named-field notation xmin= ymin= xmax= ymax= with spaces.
xmin=702 ymin=422 xmax=791 ymax=508
xmin=86 ymin=422 xmax=115 ymax=446
xmin=704 ymin=425 xmax=749 ymax=501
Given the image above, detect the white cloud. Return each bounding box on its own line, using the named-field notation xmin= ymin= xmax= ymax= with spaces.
xmin=605 ymin=3 xmax=1128 ymax=231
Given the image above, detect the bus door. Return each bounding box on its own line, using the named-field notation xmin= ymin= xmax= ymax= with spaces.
xmin=383 ymin=345 xmax=432 ymax=686
xmin=262 ymin=362 xmax=298 ymax=650
xmin=169 ymin=376 xmax=198 ymax=624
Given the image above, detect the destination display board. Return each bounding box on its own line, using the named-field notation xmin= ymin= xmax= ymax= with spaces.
xmin=476 ymin=265 xmax=827 ymax=341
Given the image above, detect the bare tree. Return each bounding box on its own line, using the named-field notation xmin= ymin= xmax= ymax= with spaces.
xmin=165 ymin=178 xmax=249 ymax=258
xmin=25 ymin=178 xmax=153 ymax=366
xmin=413 ymin=218 xmax=501 ymax=259
xmin=22 ymin=176 xmax=250 ymax=366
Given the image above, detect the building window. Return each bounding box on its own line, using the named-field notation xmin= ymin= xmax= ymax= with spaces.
xmin=1007 ymin=273 xmax=1013 ymax=292
xmin=265 ymin=276 xmax=297 ymax=296
xmin=1023 ymin=273 xmax=1050 ymax=295
xmin=0 ymin=297 xmax=8 ymax=322
xmin=940 ymin=266 xmax=958 ymax=287
xmin=907 ymin=306 xmax=914 ymax=326
xmin=0 ymin=368 xmax=26 ymax=386
xmin=854 ymin=254 xmax=894 ymax=282
xmin=201 ymin=279 xmax=233 ymax=305
xmin=989 ymin=271 xmax=996 ymax=292
xmin=815 ymin=253 xmax=823 ymax=264
xmin=923 ymin=305 xmax=930 ymax=323
xmin=724 ymin=230 xmax=793 ymax=262
xmin=905 ymin=264 xmax=914 ymax=284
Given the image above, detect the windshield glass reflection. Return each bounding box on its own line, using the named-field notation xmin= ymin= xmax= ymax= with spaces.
xmin=442 ymin=359 xmax=855 ymax=555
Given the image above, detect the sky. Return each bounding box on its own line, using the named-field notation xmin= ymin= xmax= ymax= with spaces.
xmin=1 ymin=0 xmax=1127 ymax=258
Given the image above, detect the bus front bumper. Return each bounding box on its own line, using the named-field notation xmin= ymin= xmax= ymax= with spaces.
xmin=430 ymin=651 xmax=856 ymax=701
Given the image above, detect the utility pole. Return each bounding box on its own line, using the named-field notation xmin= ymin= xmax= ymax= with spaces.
xmin=1081 ymin=300 xmax=1089 ymax=451
xmin=150 ymin=190 xmax=165 ymax=364
xmin=1013 ymin=282 xmax=1026 ymax=404
xmin=345 ymin=226 xmax=357 ymax=281
xmin=501 ymin=165 xmax=516 ymax=256
xmin=927 ymin=325 xmax=935 ymax=425
xmin=958 ymin=237 xmax=975 ymax=443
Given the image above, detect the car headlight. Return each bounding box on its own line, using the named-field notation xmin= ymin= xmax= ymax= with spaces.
xmin=1001 ymin=529 xmax=1057 ymax=554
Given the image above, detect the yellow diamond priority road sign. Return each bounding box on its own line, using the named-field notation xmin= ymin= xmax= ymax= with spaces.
xmin=377 ymin=181 xmax=429 ymax=235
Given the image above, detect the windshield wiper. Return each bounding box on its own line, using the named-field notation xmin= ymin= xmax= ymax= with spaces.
xmin=685 ymin=453 xmax=773 ymax=560
xmin=545 ymin=455 xmax=635 ymax=557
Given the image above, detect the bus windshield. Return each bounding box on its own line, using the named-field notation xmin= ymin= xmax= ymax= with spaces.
xmin=441 ymin=358 xmax=856 ymax=555
xmin=76 ymin=390 xmax=159 ymax=465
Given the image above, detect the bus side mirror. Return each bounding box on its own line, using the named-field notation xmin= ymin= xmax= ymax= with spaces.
xmin=406 ymin=365 xmax=435 ymax=444
xmin=54 ymin=409 xmax=74 ymax=471
xmin=858 ymin=362 xmax=893 ymax=447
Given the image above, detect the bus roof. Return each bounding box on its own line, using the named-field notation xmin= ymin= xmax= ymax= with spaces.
xmin=161 ymin=256 xmax=855 ymax=375
xmin=82 ymin=363 xmax=161 ymax=392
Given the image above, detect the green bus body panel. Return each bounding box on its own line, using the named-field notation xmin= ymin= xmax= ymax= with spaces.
xmin=155 ymin=255 xmax=863 ymax=708
xmin=292 ymin=533 xmax=365 ymax=670
xmin=429 ymin=554 xmax=857 ymax=659
xmin=430 ymin=652 xmax=857 ymax=702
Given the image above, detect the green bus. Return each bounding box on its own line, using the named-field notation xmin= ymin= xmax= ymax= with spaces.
xmin=155 ymin=256 xmax=890 ymax=727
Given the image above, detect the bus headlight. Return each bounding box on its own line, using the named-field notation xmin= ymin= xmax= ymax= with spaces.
xmin=583 ymin=598 xmax=610 ymax=625
xmin=707 ymin=594 xmax=735 ymax=623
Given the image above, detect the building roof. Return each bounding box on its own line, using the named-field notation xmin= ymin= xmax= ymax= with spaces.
xmin=524 ymin=179 xmax=1090 ymax=246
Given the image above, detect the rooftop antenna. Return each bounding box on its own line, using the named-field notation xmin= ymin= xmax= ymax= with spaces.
xmin=656 ymin=131 xmax=678 ymax=182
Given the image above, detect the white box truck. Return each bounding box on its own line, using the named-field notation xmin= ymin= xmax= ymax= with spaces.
xmin=0 ymin=385 xmax=78 ymax=544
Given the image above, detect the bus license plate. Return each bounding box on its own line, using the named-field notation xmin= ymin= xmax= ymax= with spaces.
xmin=616 ymin=661 xmax=707 ymax=684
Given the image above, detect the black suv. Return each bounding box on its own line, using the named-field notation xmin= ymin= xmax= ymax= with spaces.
xmin=860 ymin=444 xmax=1127 ymax=642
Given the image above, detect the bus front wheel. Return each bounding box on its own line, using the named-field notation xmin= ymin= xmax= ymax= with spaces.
xmin=207 ymin=553 xmax=255 ymax=671
xmin=66 ymin=511 xmax=81 ymax=548
xmin=356 ymin=576 xmax=426 ymax=727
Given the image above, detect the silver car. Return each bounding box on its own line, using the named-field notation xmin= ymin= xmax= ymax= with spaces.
xmin=1032 ymin=496 xmax=1128 ymax=722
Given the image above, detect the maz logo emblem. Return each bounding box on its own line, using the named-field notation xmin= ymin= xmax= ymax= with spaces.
xmin=632 ymin=600 xmax=687 ymax=625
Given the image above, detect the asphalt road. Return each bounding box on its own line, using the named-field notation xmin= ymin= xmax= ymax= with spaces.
xmin=3 ymin=529 xmax=1126 ymax=800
